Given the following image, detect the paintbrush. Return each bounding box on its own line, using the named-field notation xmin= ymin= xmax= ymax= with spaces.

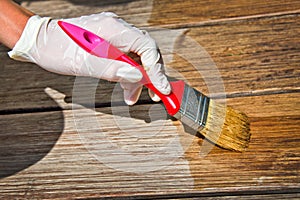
xmin=58 ymin=21 xmax=250 ymax=152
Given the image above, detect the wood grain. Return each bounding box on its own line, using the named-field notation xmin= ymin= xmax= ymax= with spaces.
xmin=0 ymin=92 xmax=299 ymax=199
xmin=164 ymin=15 xmax=300 ymax=96
xmin=1 ymin=0 xmax=299 ymax=199
xmin=0 ymin=15 xmax=299 ymax=111
xmin=20 ymin=0 xmax=300 ymax=27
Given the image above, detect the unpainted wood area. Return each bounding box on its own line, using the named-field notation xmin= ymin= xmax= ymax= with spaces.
xmin=0 ymin=92 xmax=299 ymax=198
xmin=0 ymin=0 xmax=299 ymax=199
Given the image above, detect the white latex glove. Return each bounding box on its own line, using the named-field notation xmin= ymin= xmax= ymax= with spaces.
xmin=9 ymin=12 xmax=171 ymax=105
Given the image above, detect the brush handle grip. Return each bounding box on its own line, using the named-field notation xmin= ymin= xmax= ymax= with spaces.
xmin=58 ymin=21 xmax=184 ymax=115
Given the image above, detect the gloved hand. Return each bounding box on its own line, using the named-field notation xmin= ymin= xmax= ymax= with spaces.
xmin=9 ymin=12 xmax=171 ymax=105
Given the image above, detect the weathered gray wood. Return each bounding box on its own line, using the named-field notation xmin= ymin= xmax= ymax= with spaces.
xmin=0 ymin=92 xmax=299 ymax=199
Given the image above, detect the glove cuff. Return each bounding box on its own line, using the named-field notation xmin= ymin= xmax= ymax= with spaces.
xmin=8 ymin=15 xmax=51 ymax=62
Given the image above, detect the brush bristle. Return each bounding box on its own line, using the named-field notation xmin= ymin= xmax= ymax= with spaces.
xmin=199 ymin=100 xmax=251 ymax=152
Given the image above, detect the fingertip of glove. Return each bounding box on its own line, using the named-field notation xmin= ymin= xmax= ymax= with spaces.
xmin=124 ymin=93 xmax=139 ymax=105
xmin=124 ymin=99 xmax=136 ymax=106
xmin=150 ymin=93 xmax=161 ymax=102
xmin=122 ymin=83 xmax=142 ymax=106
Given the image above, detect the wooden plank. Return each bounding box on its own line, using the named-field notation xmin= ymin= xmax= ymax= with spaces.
xmin=1 ymin=0 xmax=299 ymax=199
xmin=1 ymin=15 xmax=299 ymax=111
xmin=162 ymin=15 xmax=300 ymax=96
xmin=0 ymin=91 xmax=299 ymax=199
xmin=19 ymin=0 xmax=300 ymax=27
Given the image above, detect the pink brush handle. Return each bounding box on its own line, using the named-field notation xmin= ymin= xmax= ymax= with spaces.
xmin=58 ymin=21 xmax=184 ymax=115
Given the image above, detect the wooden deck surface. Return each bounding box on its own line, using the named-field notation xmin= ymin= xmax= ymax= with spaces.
xmin=0 ymin=0 xmax=299 ymax=199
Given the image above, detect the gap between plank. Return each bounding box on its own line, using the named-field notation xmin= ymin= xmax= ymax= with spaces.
xmin=87 ymin=187 xmax=300 ymax=200
xmin=0 ymin=87 xmax=299 ymax=115
xmin=216 ymin=87 xmax=300 ymax=99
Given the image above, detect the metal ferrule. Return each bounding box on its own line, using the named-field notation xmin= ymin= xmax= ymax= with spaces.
xmin=173 ymin=84 xmax=210 ymax=131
